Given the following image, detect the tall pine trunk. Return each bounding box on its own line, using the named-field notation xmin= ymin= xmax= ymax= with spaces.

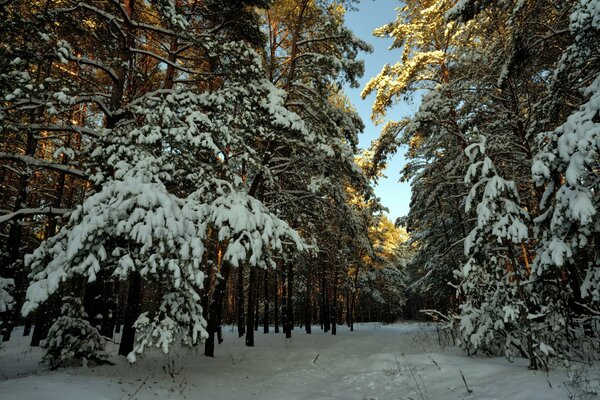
xmin=236 ymin=264 xmax=245 ymax=337
xmin=322 ymin=269 xmax=330 ymax=332
xmin=281 ymin=267 xmax=288 ymax=336
xmin=274 ymin=269 xmax=280 ymax=333
xmin=263 ymin=268 xmax=269 ymax=333
xmin=204 ymin=262 xmax=231 ymax=357
xmin=254 ymin=275 xmax=260 ymax=332
xmin=331 ymin=267 xmax=339 ymax=335
xmin=285 ymin=263 xmax=294 ymax=338
xmin=118 ymin=272 xmax=141 ymax=357
xmin=245 ymin=266 xmax=256 ymax=346
xmin=305 ymin=262 xmax=312 ymax=334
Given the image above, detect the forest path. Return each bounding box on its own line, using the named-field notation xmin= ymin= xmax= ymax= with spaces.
xmin=0 ymin=323 xmax=580 ymax=399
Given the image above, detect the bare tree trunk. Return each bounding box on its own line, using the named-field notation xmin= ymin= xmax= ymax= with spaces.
xmin=30 ymin=304 xmax=51 ymax=346
xmin=118 ymin=272 xmax=141 ymax=357
xmin=285 ymin=263 xmax=294 ymax=338
xmin=331 ymin=267 xmax=339 ymax=335
xmin=254 ymin=274 xmax=260 ymax=332
xmin=274 ymin=269 xmax=280 ymax=333
xmin=245 ymin=267 xmax=256 ymax=346
xmin=346 ymin=292 xmax=351 ymax=327
xmin=281 ymin=266 xmax=288 ymax=336
xmin=205 ymin=262 xmax=231 ymax=357
xmin=322 ymin=268 xmax=330 ymax=332
xmin=236 ymin=264 xmax=245 ymax=337
xmin=305 ymin=262 xmax=312 ymax=334
xmin=263 ymin=268 xmax=269 ymax=333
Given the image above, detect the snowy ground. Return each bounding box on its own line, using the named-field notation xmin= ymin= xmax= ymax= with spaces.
xmin=0 ymin=323 xmax=596 ymax=400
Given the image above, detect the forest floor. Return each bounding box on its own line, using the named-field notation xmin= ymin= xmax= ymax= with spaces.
xmin=0 ymin=323 xmax=597 ymax=400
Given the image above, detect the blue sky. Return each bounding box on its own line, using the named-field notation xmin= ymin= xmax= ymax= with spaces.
xmin=344 ymin=0 xmax=418 ymax=221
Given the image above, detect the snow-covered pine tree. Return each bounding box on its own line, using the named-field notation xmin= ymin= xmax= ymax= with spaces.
xmin=459 ymin=136 xmax=544 ymax=369
xmin=0 ymin=277 xmax=14 ymax=337
xmin=530 ymin=0 xmax=600 ymax=360
xmin=42 ymin=297 xmax=107 ymax=368
xmin=20 ymin=1 xmax=308 ymax=363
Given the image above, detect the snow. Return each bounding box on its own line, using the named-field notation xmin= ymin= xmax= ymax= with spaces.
xmin=0 ymin=323 xmax=589 ymax=400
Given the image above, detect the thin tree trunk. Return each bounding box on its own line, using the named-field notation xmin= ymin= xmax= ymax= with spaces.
xmin=22 ymin=319 xmax=32 ymax=336
xmin=245 ymin=267 xmax=256 ymax=346
xmin=118 ymin=272 xmax=141 ymax=357
xmin=281 ymin=266 xmax=288 ymax=335
xmin=322 ymin=269 xmax=330 ymax=333
xmin=346 ymin=292 xmax=351 ymax=327
xmin=274 ymin=269 xmax=280 ymax=333
xmin=508 ymin=244 xmax=538 ymax=370
xmin=30 ymin=304 xmax=51 ymax=347
xmin=204 ymin=262 xmax=231 ymax=357
xmin=285 ymin=263 xmax=294 ymax=339
xmin=331 ymin=267 xmax=339 ymax=335
xmin=305 ymin=262 xmax=312 ymax=334
xmin=263 ymin=268 xmax=269 ymax=333
xmin=237 ymin=264 xmax=245 ymax=337
xmin=254 ymin=273 xmax=260 ymax=332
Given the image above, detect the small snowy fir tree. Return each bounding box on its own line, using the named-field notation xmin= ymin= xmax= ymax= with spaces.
xmin=0 ymin=276 xmax=14 ymax=341
xmin=42 ymin=297 xmax=106 ymax=368
xmin=458 ymin=136 xmax=542 ymax=369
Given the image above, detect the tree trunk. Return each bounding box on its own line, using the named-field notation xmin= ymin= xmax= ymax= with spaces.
xmin=118 ymin=272 xmax=141 ymax=357
xmin=305 ymin=262 xmax=312 ymax=334
xmin=508 ymin=244 xmax=538 ymax=370
xmin=331 ymin=268 xmax=339 ymax=335
xmin=274 ymin=269 xmax=279 ymax=333
xmin=204 ymin=262 xmax=231 ymax=357
xmin=263 ymin=268 xmax=269 ymax=333
xmin=285 ymin=263 xmax=294 ymax=338
xmin=254 ymin=274 xmax=260 ymax=332
xmin=281 ymin=266 xmax=288 ymax=336
xmin=30 ymin=305 xmax=50 ymax=347
xmin=245 ymin=267 xmax=256 ymax=346
xmin=236 ymin=264 xmax=245 ymax=337
xmin=322 ymin=269 xmax=330 ymax=333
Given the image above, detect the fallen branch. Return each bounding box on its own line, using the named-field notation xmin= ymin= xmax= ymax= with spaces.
xmin=460 ymin=369 xmax=473 ymax=395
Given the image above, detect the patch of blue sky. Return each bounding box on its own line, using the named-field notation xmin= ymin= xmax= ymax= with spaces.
xmin=344 ymin=0 xmax=420 ymax=222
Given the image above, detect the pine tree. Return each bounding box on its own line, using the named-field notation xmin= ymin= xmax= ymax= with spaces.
xmin=19 ymin=1 xmax=308 ymax=363
xmin=459 ymin=136 xmax=539 ymax=369
xmin=530 ymin=0 xmax=600 ymax=357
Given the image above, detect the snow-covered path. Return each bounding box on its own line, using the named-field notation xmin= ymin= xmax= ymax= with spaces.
xmin=0 ymin=323 xmax=585 ymax=399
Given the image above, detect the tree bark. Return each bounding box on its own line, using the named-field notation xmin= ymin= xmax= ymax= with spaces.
xmin=331 ymin=267 xmax=339 ymax=335
xmin=254 ymin=274 xmax=260 ymax=332
xmin=30 ymin=303 xmax=51 ymax=347
xmin=274 ymin=269 xmax=280 ymax=333
xmin=322 ymin=268 xmax=330 ymax=332
xmin=285 ymin=262 xmax=294 ymax=338
xmin=204 ymin=262 xmax=231 ymax=357
xmin=245 ymin=266 xmax=256 ymax=346
xmin=305 ymin=262 xmax=312 ymax=334
xmin=281 ymin=266 xmax=288 ymax=336
xmin=118 ymin=271 xmax=141 ymax=357
xmin=263 ymin=268 xmax=269 ymax=333
xmin=236 ymin=264 xmax=245 ymax=337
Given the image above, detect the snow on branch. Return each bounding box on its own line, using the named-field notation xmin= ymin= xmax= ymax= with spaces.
xmin=25 ymin=124 xmax=100 ymax=139
xmin=0 ymin=152 xmax=87 ymax=178
xmin=0 ymin=207 xmax=71 ymax=225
